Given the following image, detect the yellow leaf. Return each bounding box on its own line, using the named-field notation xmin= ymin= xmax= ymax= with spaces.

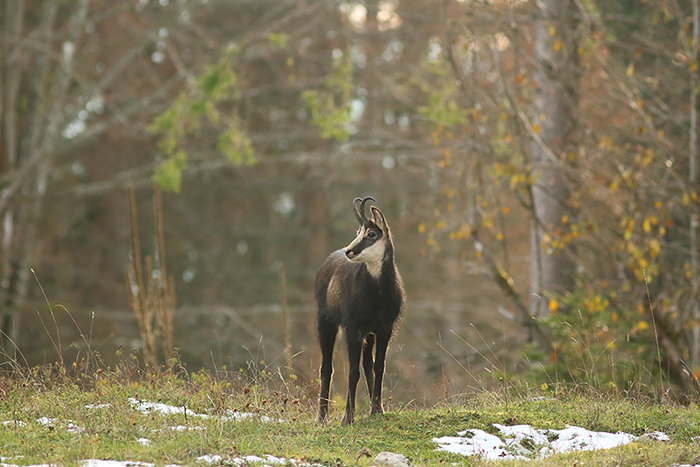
xmin=510 ymin=175 xmax=520 ymax=189
xmin=532 ymin=123 xmax=541 ymax=134
xmin=549 ymin=26 xmax=556 ymax=37
xmin=637 ymin=321 xmax=649 ymax=331
xmin=626 ymin=62 xmax=634 ymax=77
xmin=548 ymin=299 xmax=558 ymax=314
xmin=541 ymin=382 xmax=549 ymax=391
xmin=649 ymin=238 xmax=660 ymax=254
xmin=418 ymin=223 xmax=426 ymax=234
xmin=561 ymin=215 xmax=568 ymax=225
xmin=553 ymin=40 xmax=563 ymax=52
xmin=496 ymin=232 xmax=504 ymax=241
xmin=643 ymin=218 xmax=651 ymax=233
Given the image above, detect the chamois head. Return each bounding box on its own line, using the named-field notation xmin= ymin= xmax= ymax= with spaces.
xmin=344 ymin=196 xmax=391 ymax=276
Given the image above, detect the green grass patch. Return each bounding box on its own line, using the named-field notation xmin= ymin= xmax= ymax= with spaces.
xmin=1 ymin=361 xmax=700 ymax=466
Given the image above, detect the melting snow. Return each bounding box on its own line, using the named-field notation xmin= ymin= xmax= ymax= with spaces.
xmin=129 ymin=398 xmax=209 ymax=418
xmin=128 ymin=398 xmax=276 ymax=422
xmin=35 ymin=416 xmax=84 ymax=433
xmin=196 ymin=454 xmax=325 ymax=466
xmin=433 ymin=423 xmax=670 ymax=461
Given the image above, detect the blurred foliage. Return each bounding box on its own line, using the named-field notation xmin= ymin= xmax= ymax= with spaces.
xmin=409 ymin=0 xmax=700 ymax=391
xmin=7 ymin=0 xmax=700 ymax=400
xmin=532 ymin=285 xmax=664 ymax=391
xmin=149 ymin=46 xmax=253 ymax=192
xmin=301 ymin=53 xmax=354 ymax=142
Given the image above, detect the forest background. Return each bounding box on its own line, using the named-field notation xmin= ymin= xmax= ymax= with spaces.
xmin=2 ymin=0 xmax=700 ymax=404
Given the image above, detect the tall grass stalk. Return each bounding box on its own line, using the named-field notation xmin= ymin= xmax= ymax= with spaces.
xmin=126 ymin=184 xmax=176 ymax=371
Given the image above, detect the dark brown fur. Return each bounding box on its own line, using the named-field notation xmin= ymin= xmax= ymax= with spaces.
xmin=315 ymin=199 xmax=405 ymax=425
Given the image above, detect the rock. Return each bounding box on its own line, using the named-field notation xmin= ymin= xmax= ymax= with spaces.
xmin=374 ymin=452 xmax=413 ymax=467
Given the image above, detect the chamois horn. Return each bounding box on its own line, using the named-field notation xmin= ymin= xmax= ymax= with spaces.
xmin=352 ymin=196 xmax=375 ymax=224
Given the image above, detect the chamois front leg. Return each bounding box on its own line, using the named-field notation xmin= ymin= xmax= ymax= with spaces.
xmin=341 ymin=336 xmax=362 ymax=426
xmin=370 ymin=330 xmax=391 ymax=415
xmin=317 ymin=320 xmax=338 ymax=423
xmin=362 ymin=333 xmax=375 ymax=400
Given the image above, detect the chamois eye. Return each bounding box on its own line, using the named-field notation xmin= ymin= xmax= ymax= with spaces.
xmin=367 ymin=231 xmax=377 ymax=239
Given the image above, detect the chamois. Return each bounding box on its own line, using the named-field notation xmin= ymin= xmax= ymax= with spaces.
xmin=315 ymin=196 xmax=405 ymax=425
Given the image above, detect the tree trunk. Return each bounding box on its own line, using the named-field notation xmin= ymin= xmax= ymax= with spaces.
xmin=529 ymin=0 xmax=579 ymax=317
xmin=0 ymin=0 xmax=26 ymax=359
xmin=688 ymin=0 xmax=700 ymax=381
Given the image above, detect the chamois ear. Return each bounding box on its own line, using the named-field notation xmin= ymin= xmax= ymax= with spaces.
xmin=370 ymin=206 xmax=387 ymax=232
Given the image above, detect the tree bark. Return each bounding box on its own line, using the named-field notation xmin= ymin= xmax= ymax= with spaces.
xmin=529 ymin=0 xmax=579 ymax=317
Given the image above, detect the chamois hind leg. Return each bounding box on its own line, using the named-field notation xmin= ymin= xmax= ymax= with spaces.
xmin=341 ymin=335 xmax=363 ymax=426
xmin=370 ymin=329 xmax=391 ymax=415
xmin=362 ymin=333 xmax=375 ymax=400
xmin=317 ymin=319 xmax=337 ymax=423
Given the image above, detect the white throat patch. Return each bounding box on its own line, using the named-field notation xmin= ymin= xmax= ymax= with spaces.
xmin=358 ymin=242 xmax=384 ymax=278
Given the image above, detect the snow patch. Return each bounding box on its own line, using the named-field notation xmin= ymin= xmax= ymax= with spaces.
xmin=85 ymin=403 xmax=111 ymax=410
xmin=433 ymin=423 xmax=670 ymax=461
xmin=196 ymin=454 xmax=324 ymax=467
xmin=35 ymin=417 xmax=84 ymax=433
xmin=129 ymin=398 xmax=209 ymax=418
xmin=129 ymin=398 xmax=275 ymax=423
xmin=1 ymin=420 xmax=26 ymax=427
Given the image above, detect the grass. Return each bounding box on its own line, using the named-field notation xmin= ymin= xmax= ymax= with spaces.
xmin=1 ymin=356 xmax=700 ymax=467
